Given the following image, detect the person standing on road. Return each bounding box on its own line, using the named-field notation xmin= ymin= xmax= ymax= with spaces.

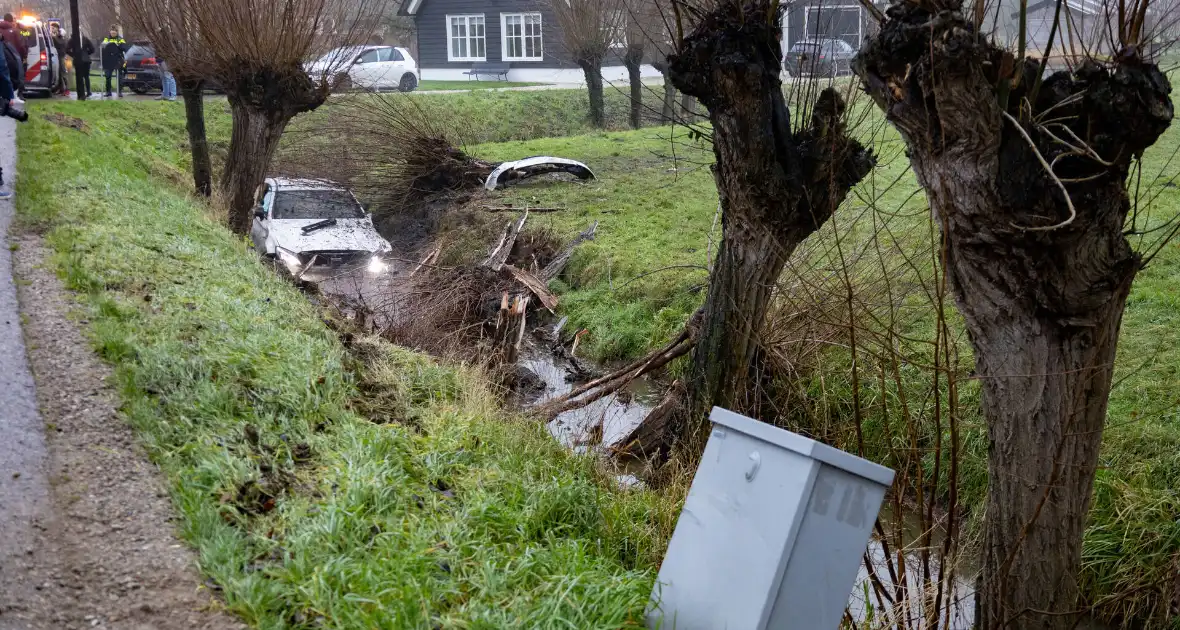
xmin=101 ymin=26 xmax=127 ymax=97
xmin=0 ymin=37 xmax=23 ymax=199
xmin=0 ymin=14 xmax=27 ymax=61
xmin=66 ymin=32 xmax=95 ymax=99
xmin=2 ymin=37 xmax=21 ymax=95
xmin=155 ymin=51 xmax=176 ymax=101
xmin=50 ymin=23 xmax=69 ymax=96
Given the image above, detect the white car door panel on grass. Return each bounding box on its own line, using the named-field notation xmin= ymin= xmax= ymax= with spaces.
xmin=351 ymin=48 xmax=381 ymax=88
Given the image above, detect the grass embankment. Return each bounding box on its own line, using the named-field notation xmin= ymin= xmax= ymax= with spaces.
xmin=75 ymin=87 xmax=679 ymax=176
xmin=474 ymin=117 xmax=1180 ymax=623
xmin=17 ymin=100 xmax=680 ymax=628
xmin=417 ymin=80 xmax=545 ymax=91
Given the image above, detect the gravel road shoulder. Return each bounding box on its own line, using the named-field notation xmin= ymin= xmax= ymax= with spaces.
xmin=1 ymin=234 xmax=244 ymax=630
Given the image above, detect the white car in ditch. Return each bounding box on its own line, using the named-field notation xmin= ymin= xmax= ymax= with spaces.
xmin=251 ymin=178 xmax=392 ymax=281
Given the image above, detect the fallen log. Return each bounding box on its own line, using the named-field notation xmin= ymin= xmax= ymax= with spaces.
xmin=541 ymin=221 xmax=598 ymax=283
xmin=503 ymin=264 xmax=559 ymax=311
xmin=611 ymin=380 xmax=685 ymax=458
xmin=482 ymin=206 xmax=565 ymax=213
xmin=410 ymin=246 xmax=441 ymax=277
xmin=536 ymin=327 xmax=695 ymax=420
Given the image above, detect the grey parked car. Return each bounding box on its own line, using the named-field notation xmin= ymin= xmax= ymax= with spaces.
xmin=785 ymin=38 xmax=856 ymax=78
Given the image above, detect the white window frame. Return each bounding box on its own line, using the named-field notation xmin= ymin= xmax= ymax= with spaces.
xmin=501 ymin=12 xmax=544 ymax=62
xmin=802 ymin=5 xmax=862 ymax=46
xmin=608 ymin=11 xmax=628 ymax=49
xmin=447 ymin=14 xmax=487 ymax=62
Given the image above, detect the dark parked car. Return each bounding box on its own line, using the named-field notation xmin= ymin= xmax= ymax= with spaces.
xmin=785 ymin=38 xmax=856 ymax=78
xmin=122 ymin=43 xmax=162 ymax=94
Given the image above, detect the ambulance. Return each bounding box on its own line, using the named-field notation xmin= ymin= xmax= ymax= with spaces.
xmin=15 ymin=15 xmax=61 ymax=97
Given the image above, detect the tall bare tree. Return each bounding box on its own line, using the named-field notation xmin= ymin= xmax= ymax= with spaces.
xmin=120 ymin=0 xmax=213 ymax=196
xmin=130 ymin=0 xmax=378 ymax=233
xmin=854 ymin=0 xmax=1174 ymax=625
xmin=637 ymin=0 xmax=684 ymax=122
xmin=550 ymin=0 xmax=625 ymax=128
xmin=622 ymin=1 xmax=656 ymax=129
xmin=666 ymin=0 xmax=874 ymax=431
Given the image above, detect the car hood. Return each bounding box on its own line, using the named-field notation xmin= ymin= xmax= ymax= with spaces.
xmin=269 ymin=218 xmax=390 ymax=254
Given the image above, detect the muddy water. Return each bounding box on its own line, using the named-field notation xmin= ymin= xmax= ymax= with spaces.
xmin=521 ymin=349 xmax=663 ymax=449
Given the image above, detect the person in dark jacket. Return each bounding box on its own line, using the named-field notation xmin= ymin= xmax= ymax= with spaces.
xmin=2 ymin=39 xmax=21 ymax=94
xmin=50 ymin=23 xmax=68 ymax=94
xmin=0 ymin=40 xmax=18 ymax=199
xmin=66 ymin=32 xmax=95 ymax=99
xmin=0 ymin=14 xmax=27 ymax=61
xmin=100 ymin=26 xmax=127 ymax=97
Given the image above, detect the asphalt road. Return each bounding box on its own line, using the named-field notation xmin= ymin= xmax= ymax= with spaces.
xmin=0 ymin=116 xmax=53 ymax=607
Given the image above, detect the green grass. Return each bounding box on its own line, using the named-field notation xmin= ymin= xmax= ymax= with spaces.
xmin=16 ymin=99 xmax=681 ymax=628
xmin=469 ymin=113 xmax=1180 ymax=625
xmin=299 ymin=86 xmax=672 ymax=146
xmin=24 ymin=85 xmax=1180 ymax=626
xmin=417 ymin=80 xmax=546 ymax=91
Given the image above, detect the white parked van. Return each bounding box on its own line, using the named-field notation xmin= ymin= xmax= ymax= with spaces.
xmin=15 ymin=15 xmax=60 ymax=97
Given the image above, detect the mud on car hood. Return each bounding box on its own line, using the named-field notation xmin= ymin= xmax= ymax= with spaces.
xmin=268 ymin=218 xmax=391 ymax=255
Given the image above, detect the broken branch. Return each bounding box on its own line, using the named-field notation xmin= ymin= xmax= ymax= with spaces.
xmin=540 ymin=221 xmax=599 ymax=282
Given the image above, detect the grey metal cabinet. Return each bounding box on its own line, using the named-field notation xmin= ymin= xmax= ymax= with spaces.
xmin=648 ymin=407 xmax=895 ymax=630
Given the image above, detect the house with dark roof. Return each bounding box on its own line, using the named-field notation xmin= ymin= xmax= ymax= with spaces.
xmin=1012 ymin=0 xmax=1108 ymax=59
xmin=398 ymin=0 xmax=660 ymax=83
xmin=780 ymin=0 xmax=884 ymax=50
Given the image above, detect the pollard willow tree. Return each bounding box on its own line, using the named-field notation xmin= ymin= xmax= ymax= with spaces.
xmin=549 ymin=0 xmax=626 ymax=128
xmin=666 ymin=0 xmax=874 ymax=426
xmin=172 ymin=0 xmax=380 ymax=234
xmin=120 ymin=0 xmax=213 ymax=196
xmin=854 ymin=0 xmax=1173 ymax=625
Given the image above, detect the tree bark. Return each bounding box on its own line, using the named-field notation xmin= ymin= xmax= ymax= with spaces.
xmin=578 ymin=59 xmax=606 ymax=129
xmin=624 ymin=44 xmax=645 ymax=129
xmin=855 ymin=4 xmax=1173 ymax=626
xmin=222 ymin=102 xmax=292 ymax=234
xmin=679 ymin=92 xmax=697 ymax=123
xmin=668 ymin=1 xmax=873 ymax=438
xmin=220 ymin=67 xmax=327 ymax=235
xmin=653 ymin=61 xmax=676 ymax=122
xmin=179 ymin=77 xmax=212 ymax=197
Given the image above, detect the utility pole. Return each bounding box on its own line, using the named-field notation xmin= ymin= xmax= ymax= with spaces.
xmin=69 ymin=0 xmax=84 ymax=99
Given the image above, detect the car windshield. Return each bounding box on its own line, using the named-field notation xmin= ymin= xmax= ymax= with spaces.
xmin=272 ymin=189 xmax=364 ymax=220
xmin=316 ymin=47 xmax=362 ymax=65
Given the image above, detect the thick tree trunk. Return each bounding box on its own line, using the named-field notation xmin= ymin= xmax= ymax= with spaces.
xmin=662 ymin=80 xmax=676 ymax=122
xmin=668 ymin=1 xmax=873 ymax=436
xmin=179 ymin=77 xmax=212 ymax=197
xmin=578 ymin=60 xmax=606 ymax=129
xmin=221 ymin=102 xmax=292 ymax=235
xmin=653 ymin=61 xmax=676 ymax=122
xmin=219 ymin=67 xmax=327 ymax=235
xmin=625 ymin=46 xmax=644 ymax=129
xmin=855 ymin=4 xmax=1172 ymax=626
xmin=679 ymin=92 xmax=697 ymax=123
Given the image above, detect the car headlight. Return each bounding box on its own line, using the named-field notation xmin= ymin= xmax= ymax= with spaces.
xmin=367 ymin=256 xmax=389 ymax=274
xmin=276 ymin=247 xmax=303 ymax=273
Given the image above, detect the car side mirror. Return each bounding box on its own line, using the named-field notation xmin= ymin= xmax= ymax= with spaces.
xmin=254 ymin=207 xmax=266 ymax=220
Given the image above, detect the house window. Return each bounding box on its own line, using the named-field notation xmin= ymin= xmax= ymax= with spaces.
xmin=608 ymin=11 xmax=628 ymax=49
xmin=448 ymin=14 xmax=486 ymax=62
xmin=502 ymin=12 xmax=543 ymax=61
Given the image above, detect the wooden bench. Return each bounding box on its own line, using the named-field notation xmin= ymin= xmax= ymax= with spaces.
xmin=464 ymin=62 xmax=511 ymax=81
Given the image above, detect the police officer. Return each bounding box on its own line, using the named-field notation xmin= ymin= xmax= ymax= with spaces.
xmin=101 ymin=25 xmax=127 ymax=97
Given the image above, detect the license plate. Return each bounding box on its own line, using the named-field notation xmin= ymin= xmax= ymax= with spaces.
xmin=125 ymin=73 xmax=136 ymax=79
